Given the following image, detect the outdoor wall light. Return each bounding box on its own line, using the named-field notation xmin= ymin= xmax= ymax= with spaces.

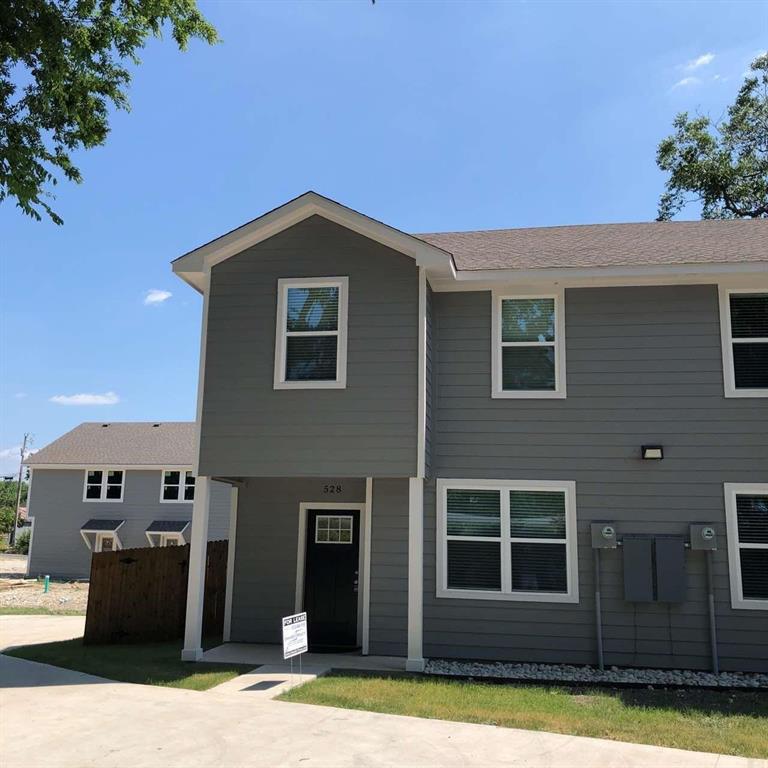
xmin=641 ymin=445 xmax=664 ymax=460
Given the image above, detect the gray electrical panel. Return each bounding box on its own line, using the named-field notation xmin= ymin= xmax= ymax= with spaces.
xmin=623 ymin=536 xmax=654 ymax=602
xmin=690 ymin=524 xmax=718 ymax=550
xmin=591 ymin=522 xmax=618 ymax=549
xmin=655 ymin=536 xmax=686 ymax=602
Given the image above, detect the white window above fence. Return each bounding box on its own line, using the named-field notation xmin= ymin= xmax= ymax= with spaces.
xmin=719 ymin=288 xmax=768 ymax=397
xmin=492 ymin=290 xmax=566 ymax=398
xmin=436 ymin=479 xmax=578 ymax=603
xmin=274 ymin=277 xmax=349 ymax=389
xmin=83 ymin=469 xmax=124 ymax=502
xmin=725 ymin=483 xmax=768 ymax=610
xmin=160 ymin=470 xmax=195 ymax=503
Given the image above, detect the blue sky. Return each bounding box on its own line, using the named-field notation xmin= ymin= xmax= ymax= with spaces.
xmin=1 ymin=0 xmax=765 ymax=474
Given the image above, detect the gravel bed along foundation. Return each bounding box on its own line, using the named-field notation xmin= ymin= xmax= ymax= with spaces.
xmin=425 ymin=658 xmax=768 ymax=689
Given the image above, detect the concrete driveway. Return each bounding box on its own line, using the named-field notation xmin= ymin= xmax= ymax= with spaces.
xmin=0 ymin=617 xmax=763 ymax=768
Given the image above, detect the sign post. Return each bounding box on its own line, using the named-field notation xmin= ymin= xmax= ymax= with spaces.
xmin=282 ymin=612 xmax=308 ymax=680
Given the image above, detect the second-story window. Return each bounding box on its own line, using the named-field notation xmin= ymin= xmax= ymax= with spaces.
xmin=492 ymin=290 xmax=566 ymax=398
xmin=161 ymin=470 xmax=195 ymax=502
xmin=274 ymin=277 xmax=349 ymax=389
xmin=83 ymin=469 xmax=124 ymax=502
xmin=720 ymin=288 xmax=768 ymax=397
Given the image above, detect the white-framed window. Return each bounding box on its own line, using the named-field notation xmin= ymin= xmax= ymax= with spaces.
xmin=160 ymin=470 xmax=195 ymax=503
xmin=83 ymin=469 xmax=125 ymax=502
xmin=719 ymin=287 xmax=768 ymax=397
xmin=315 ymin=514 xmax=353 ymax=544
xmin=95 ymin=532 xmax=119 ymax=553
xmin=274 ymin=276 xmax=349 ymax=389
xmin=491 ymin=289 xmax=566 ymax=398
xmin=436 ymin=479 xmax=578 ymax=603
xmin=724 ymin=483 xmax=768 ymax=610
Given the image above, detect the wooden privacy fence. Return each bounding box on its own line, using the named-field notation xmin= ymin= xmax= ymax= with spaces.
xmin=84 ymin=540 xmax=228 ymax=644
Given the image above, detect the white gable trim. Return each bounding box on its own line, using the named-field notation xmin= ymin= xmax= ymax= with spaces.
xmin=173 ymin=192 xmax=455 ymax=292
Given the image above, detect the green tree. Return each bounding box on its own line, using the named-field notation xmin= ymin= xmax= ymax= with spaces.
xmin=0 ymin=507 xmax=15 ymax=535
xmin=1 ymin=0 xmax=218 ymax=224
xmin=656 ymin=54 xmax=768 ymax=220
xmin=0 ymin=480 xmax=27 ymax=509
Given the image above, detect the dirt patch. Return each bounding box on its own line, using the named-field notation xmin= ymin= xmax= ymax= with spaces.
xmin=0 ymin=578 xmax=88 ymax=614
xmin=0 ymin=553 xmax=28 ymax=578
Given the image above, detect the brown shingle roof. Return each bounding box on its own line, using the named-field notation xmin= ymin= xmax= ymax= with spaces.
xmin=26 ymin=423 xmax=194 ymax=467
xmin=416 ymin=220 xmax=768 ymax=271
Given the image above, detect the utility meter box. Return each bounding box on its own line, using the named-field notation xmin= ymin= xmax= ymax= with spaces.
xmin=591 ymin=522 xmax=618 ymax=549
xmin=690 ymin=524 xmax=718 ymax=550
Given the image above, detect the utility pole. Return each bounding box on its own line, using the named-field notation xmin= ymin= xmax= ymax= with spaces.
xmin=9 ymin=433 xmax=29 ymax=547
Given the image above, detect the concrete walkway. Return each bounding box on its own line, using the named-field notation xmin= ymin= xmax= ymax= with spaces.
xmin=0 ymin=617 xmax=763 ymax=768
xmin=0 ymin=614 xmax=85 ymax=650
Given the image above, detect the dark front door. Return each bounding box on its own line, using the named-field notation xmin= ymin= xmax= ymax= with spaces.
xmin=303 ymin=510 xmax=360 ymax=651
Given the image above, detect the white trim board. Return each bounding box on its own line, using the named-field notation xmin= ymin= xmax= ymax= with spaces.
xmin=718 ymin=286 xmax=768 ymax=398
xmin=172 ymin=191 xmax=455 ymax=291
xmin=223 ymin=485 xmax=239 ymax=642
xmin=294 ymin=501 xmax=369 ymax=650
xmin=435 ymin=478 xmax=579 ymax=604
xmin=724 ymin=483 xmax=768 ymax=610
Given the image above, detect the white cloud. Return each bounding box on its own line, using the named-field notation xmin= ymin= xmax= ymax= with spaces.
xmin=49 ymin=391 xmax=120 ymax=406
xmin=672 ymin=76 xmax=700 ymax=89
xmin=144 ymin=289 xmax=172 ymax=306
xmin=685 ymin=53 xmax=715 ymax=71
xmin=0 ymin=446 xmax=21 ymax=459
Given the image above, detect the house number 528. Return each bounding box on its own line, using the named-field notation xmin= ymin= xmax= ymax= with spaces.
xmin=323 ymin=484 xmax=342 ymax=494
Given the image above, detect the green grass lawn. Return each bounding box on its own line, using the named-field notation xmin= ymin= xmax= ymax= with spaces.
xmin=5 ymin=638 xmax=255 ymax=691
xmin=0 ymin=606 xmax=85 ymax=616
xmin=280 ymin=674 xmax=768 ymax=759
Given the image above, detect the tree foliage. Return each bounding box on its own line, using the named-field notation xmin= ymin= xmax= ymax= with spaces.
xmin=656 ymin=54 xmax=768 ymax=220
xmin=1 ymin=0 xmax=218 ymax=224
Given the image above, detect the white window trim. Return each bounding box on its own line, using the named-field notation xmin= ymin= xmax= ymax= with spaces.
xmin=159 ymin=468 xmax=195 ymax=504
xmin=491 ymin=289 xmax=566 ymax=399
xmin=80 ymin=524 xmax=124 ymax=552
xmin=82 ymin=468 xmax=125 ymax=503
xmin=719 ymin=286 xmax=768 ymax=398
xmin=145 ymin=530 xmax=188 ymax=547
xmin=436 ymin=478 xmax=579 ymax=603
xmin=273 ymin=276 xmax=349 ymax=390
xmin=724 ymin=483 xmax=768 ymax=610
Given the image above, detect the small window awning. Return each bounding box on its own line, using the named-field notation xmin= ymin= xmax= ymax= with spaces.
xmin=81 ymin=519 xmax=124 ymax=532
xmin=145 ymin=520 xmax=190 ymax=534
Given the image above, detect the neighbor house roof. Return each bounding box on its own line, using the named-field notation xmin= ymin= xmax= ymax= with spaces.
xmin=26 ymin=423 xmax=194 ymax=467
xmin=416 ymin=220 xmax=768 ymax=272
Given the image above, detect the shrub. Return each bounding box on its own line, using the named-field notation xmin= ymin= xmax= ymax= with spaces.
xmin=10 ymin=529 xmax=30 ymax=554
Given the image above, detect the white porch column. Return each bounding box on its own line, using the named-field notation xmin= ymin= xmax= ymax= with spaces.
xmin=182 ymin=475 xmax=211 ymax=661
xmin=406 ymin=476 xmax=425 ymax=671
xmin=222 ymin=485 xmax=239 ymax=642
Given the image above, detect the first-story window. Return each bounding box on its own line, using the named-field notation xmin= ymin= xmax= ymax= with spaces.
xmin=492 ymin=291 xmax=566 ymax=398
xmin=80 ymin=519 xmax=124 ymax=552
xmin=725 ymin=483 xmax=768 ymax=609
xmin=436 ymin=479 xmax=578 ymax=603
xmin=720 ymin=288 xmax=768 ymax=397
xmin=274 ymin=277 xmax=349 ymax=389
xmin=161 ymin=470 xmax=195 ymax=502
xmin=96 ymin=533 xmax=118 ymax=553
xmin=83 ymin=469 xmax=124 ymax=502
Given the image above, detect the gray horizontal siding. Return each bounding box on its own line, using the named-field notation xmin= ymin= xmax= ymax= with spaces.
xmin=26 ymin=469 xmax=230 ymax=580
xmin=369 ymin=478 xmax=408 ymax=656
xmin=425 ymin=284 xmax=768 ymax=672
xmin=230 ymin=478 xmax=366 ymax=643
xmin=199 ymin=215 xmax=418 ymax=478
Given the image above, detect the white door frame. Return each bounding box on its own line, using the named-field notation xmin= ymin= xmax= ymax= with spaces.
xmin=295 ymin=500 xmax=370 ymax=653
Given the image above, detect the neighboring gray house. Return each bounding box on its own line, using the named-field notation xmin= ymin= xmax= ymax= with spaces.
xmin=174 ymin=192 xmax=768 ymax=673
xmin=25 ymin=422 xmax=230 ymax=580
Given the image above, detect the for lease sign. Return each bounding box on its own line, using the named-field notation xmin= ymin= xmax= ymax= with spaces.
xmin=282 ymin=612 xmax=308 ymax=659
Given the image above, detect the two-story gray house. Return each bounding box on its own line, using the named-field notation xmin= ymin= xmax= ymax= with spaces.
xmin=25 ymin=422 xmax=230 ymax=580
xmin=174 ymin=192 xmax=767 ymax=673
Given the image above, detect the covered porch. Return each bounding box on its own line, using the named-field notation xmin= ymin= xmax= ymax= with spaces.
xmin=182 ymin=475 xmax=425 ymax=671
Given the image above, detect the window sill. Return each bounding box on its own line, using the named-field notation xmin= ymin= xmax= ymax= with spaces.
xmin=723 ymin=388 xmax=768 ymax=398
xmin=159 ymin=499 xmax=194 ymax=504
xmin=436 ymin=588 xmax=578 ymax=604
xmin=83 ymin=498 xmax=124 ymax=504
xmin=731 ymin=598 xmax=768 ymax=611
xmin=274 ymin=380 xmax=347 ymax=390
xmin=491 ymin=390 xmax=567 ymax=399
